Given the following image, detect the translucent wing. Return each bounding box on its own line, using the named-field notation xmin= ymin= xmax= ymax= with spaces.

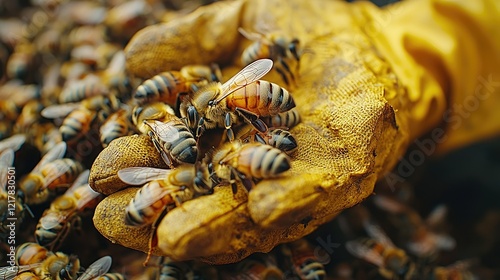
xmin=65 ymin=169 xmax=90 ymax=197
xmin=40 ymin=211 xmax=65 ymax=229
xmin=76 ymin=256 xmax=112 ymax=280
xmin=75 ymin=184 xmax=101 ymax=210
xmin=40 ymin=160 xmax=73 ymax=189
xmin=0 ymin=264 xmax=41 ymax=279
xmin=132 ymin=181 xmax=179 ymax=210
xmin=426 ymin=204 xmax=448 ymax=229
xmin=0 ymin=148 xmax=14 ymax=190
xmin=238 ymin=27 xmax=264 ymax=41
xmin=41 ymin=103 xmax=81 ymax=119
xmin=145 ymin=120 xmax=181 ymax=144
xmin=372 ymin=195 xmax=406 ymax=213
xmin=0 ymin=134 xmax=26 ymax=152
xmin=118 ymin=167 xmax=172 ymax=185
xmin=214 ymin=59 xmax=273 ymax=103
xmin=345 ymin=240 xmax=384 ymax=267
xmin=363 ymin=220 xmax=396 ymax=248
xmin=32 ymin=141 xmax=67 ymax=173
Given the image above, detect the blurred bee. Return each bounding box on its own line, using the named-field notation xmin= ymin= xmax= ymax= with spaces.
xmin=0 ymin=81 xmax=41 ymax=121
xmin=19 ymin=142 xmax=84 ymax=205
xmin=99 ymin=108 xmax=133 ymax=148
xmin=346 ymin=221 xmax=476 ymax=280
xmin=35 ymin=170 xmax=101 ymax=251
xmin=0 ymin=120 xmax=11 ymax=140
xmin=41 ymin=95 xmax=120 ymax=143
xmin=30 ymin=122 xmax=63 ymax=156
xmin=104 ymin=0 xmax=152 ymax=41
xmin=68 ymin=25 xmax=107 ymax=47
xmin=133 ymin=64 xmax=221 ymax=107
xmin=261 ymin=107 xmax=301 ymax=130
xmin=131 ymin=102 xmax=176 ymax=135
xmin=211 ymin=141 xmax=291 ymax=194
xmin=346 ymin=221 xmax=416 ymax=279
xmin=281 ymin=239 xmax=327 ymax=280
xmin=58 ymin=75 xmax=110 ymax=104
xmin=372 ymin=195 xmax=456 ymax=260
xmin=237 ymin=125 xmax=297 ymax=153
xmin=222 ymin=255 xmax=284 ymax=280
xmin=238 ymin=27 xmax=300 ymax=86
xmin=157 ymin=257 xmax=194 ymax=280
xmin=117 ymin=164 xmax=213 ymax=227
xmin=93 ymin=273 xmax=126 ymax=280
xmin=180 ymin=59 xmax=295 ymax=141
xmin=16 ymin=242 xmax=51 ymax=265
xmin=6 ymin=42 xmax=38 ymax=80
xmin=13 ymin=270 xmax=42 ymax=280
xmin=14 ymin=100 xmax=44 ymax=134
xmin=76 ymin=256 xmax=112 ymax=280
xmin=144 ymin=119 xmax=198 ymax=167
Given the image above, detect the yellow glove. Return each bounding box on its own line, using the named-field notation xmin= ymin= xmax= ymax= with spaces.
xmin=90 ymin=0 xmax=500 ymax=264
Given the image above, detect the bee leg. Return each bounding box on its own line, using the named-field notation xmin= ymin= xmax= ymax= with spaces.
xmin=225 ymin=113 xmax=235 ymax=142
xmin=210 ymin=63 xmax=222 ymax=82
xmin=175 ymin=92 xmax=190 ymax=118
xmin=235 ymin=107 xmax=268 ymax=133
xmin=229 ymin=167 xmax=253 ymax=194
xmin=196 ymin=117 xmax=205 ymax=138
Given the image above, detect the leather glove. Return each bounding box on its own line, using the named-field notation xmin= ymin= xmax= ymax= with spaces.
xmin=90 ymin=0 xmax=500 ymax=264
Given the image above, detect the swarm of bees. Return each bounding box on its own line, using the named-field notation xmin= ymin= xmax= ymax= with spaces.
xmin=0 ymin=0 xmax=497 ymax=279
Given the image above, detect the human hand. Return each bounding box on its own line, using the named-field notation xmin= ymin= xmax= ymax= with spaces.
xmin=90 ymin=0 xmax=500 ymax=264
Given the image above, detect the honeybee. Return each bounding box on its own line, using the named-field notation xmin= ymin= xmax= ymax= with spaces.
xmin=222 ymin=255 xmax=284 ymax=280
xmin=30 ymin=122 xmax=63 ymax=156
xmin=180 ymin=59 xmax=295 ymax=141
xmin=35 ymin=170 xmax=101 ymax=251
xmin=372 ymin=195 xmax=456 ymax=259
xmin=144 ymin=119 xmax=198 ymax=167
xmin=117 ymin=164 xmax=213 ymax=227
xmin=211 ymin=141 xmax=291 ymax=194
xmin=6 ymin=42 xmax=38 ymax=80
xmin=237 ymin=125 xmax=297 ymax=153
xmin=238 ymin=27 xmax=300 ymax=86
xmin=16 ymin=242 xmax=51 ymax=265
xmin=37 ymin=252 xmax=80 ymax=280
xmin=131 ymin=102 xmax=176 ymax=135
xmin=133 ymin=64 xmax=221 ymax=106
xmin=0 ymin=134 xmax=26 ymax=154
xmin=0 ymin=81 xmax=41 ymax=121
xmin=19 ymin=142 xmax=84 ymax=205
xmin=157 ymin=257 xmax=194 ymax=280
xmin=13 ymin=270 xmax=42 ymax=280
xmin=58 ymin=75 xmax=110 ymax=104
xmin=346 ymin=221 xmax=477 ymax=280
xmin=99 ymin=108 xmax=133 ymax=148
xmin=0 ymin=120 xmax=12 ymax=140
xmin=41 ymin=95 xmax=120 ymax=143
xmin=261 ymin=107 xmax=301 ymax=130
xmin=14 ymin=100 xmax=44 ymax=134
xmin=281 ymin=239 xmax=327 ymax=280
xmin=76 ymin=256 xmax=112 ymax=280
xmin=68 ymin=25 xmax=107 ymax=47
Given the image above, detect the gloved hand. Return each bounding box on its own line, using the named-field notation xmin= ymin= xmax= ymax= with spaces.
xmin=90 ymin=0 xmax=500 ymax=264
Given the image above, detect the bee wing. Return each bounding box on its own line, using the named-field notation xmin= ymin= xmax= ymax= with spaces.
xmin=0 ymin=263 xmax=41 ymax=278
xmin=0 ymin=149 xmax=14 ymax=190
xmin=40 ymin=211 xmax=65 ymax=229
xmin=133 ymin=182 xmax=179 ymax=210
xmin=41 ymin=103 xmax=81 ymax=119
xmin=76 ymin=256 xmax=112 ymax=280
xmin=147 ymin=120 xmax=181 ymax=143
xmin=118 ymin=167 xmax=172 ymax=185
xmin=65 ymin=169 xmax=90 ymax=196
xmin=372 ymin=195 xmax=406 ymax=213
xmin=345 ymin=240 xmax=384 ymax=268
xmin=425 ymin=204 xmax=448 ymax=229
xmin=363 ymin=220 xmax=396 ymax=248
xmin=32 ymin=141 xmax=67 ymax=173
xmin=214 ymin=59 xmax=273 ymax=103
xmin=75 ymin=184 xmax=101 ymax=210
xmin=0 ymin=134 xmax=26 ymax=152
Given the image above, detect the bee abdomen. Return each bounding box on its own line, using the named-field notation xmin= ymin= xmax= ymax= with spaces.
xmin=134 ymin=72 xmax=187 ymax=105
xmin=262 ymin=107 xmax=300 ymax=129
xmin=257 ymin=81 xmax=295 ymax=116
xmin=239 ymin=145 xmax=290 ymax=178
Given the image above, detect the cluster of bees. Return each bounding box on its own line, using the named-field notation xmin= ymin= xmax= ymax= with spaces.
xmin=0 ymin=0 xmax=492 ymax=280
